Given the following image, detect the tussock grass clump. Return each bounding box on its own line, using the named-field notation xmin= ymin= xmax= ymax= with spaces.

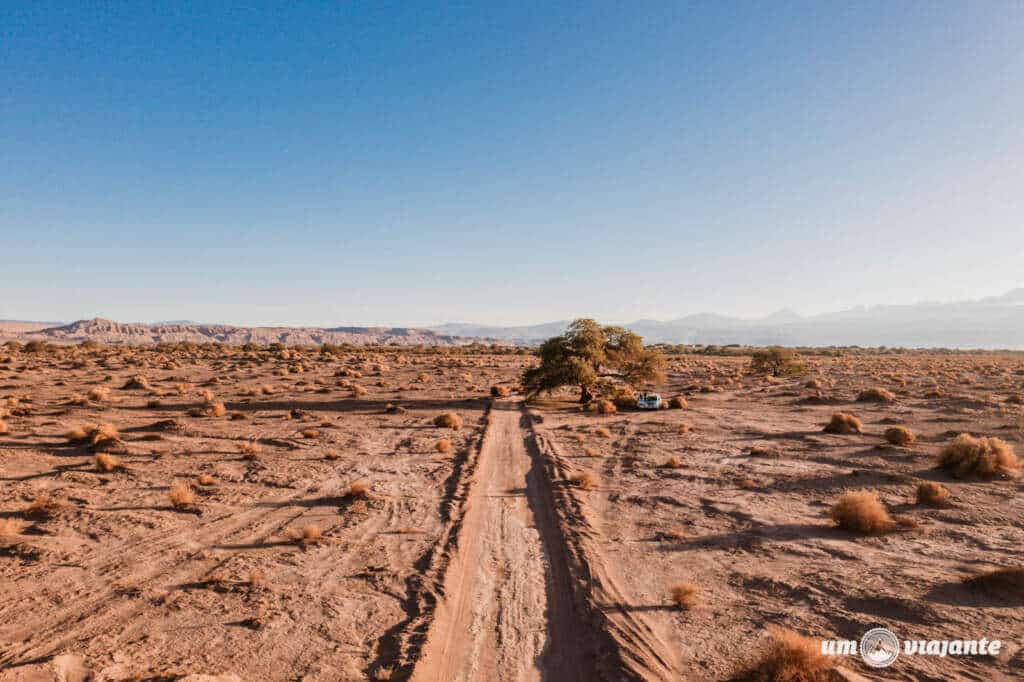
xmin=570 ymin=471 xmax=599 ymax=490
xmin=596 ymin=399 xmax=616 ymax=415
xmin=435 ymin=438 xmax=452 ymax=453
xmin=823 ymin=413 xmax=862 ymax=435
xmin=883 ymin=426 xmax=915 ymax=446
xmin=829 ymin=490 xmax=893 ymax=534
xmin=669 ymin=581 xmax=701 ymax=609
xmin=0 ymin=518 xmax=26 ymax=541
xmin=962 ymin=567 xmax=1024 ymax=602
xmin=938 ymin=433 xmax=1018 ymax=478
xmin=733 ymin=626 xmax=835 ymax=682
xmin=168 ymin=481 xmax=196 ymax=508
xmin=288 ymin=524 xmax=322 ymax=547
xmin=490 ymin=385 xmax=511 ymax=397
xmin=433 ymin=412 xmax=463 ymax=430
xmin=87 ymin=387 xmax=111 ymax=402
xmin=857 ymin=387 xmax=896 ymax=403
xmin=347 ymin=480 xmax=371 ymax=498
xmin=668 ymin=396 xmax=687 ymax=409
xmin=916 ymin=481 xmax=950 ymax=505
xmin=122 ymin=375 xmax=150 ymax=390
xmin=237 ymin=440 xmax=262 ymax=458
xmin=95 ymin=452 xmax=121 ymax=472
xmin=24 ymin=493 xmax=65 ymax=518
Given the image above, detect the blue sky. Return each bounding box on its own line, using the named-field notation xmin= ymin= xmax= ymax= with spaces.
xmin=2 ymin=1 xmax=1023 ymax=327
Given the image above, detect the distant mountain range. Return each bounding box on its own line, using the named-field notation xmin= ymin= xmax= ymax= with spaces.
xmin=3 ymin=289 xmax=1023 ymax=348
xmin=431 ymin=289 xmax=1024 ymax=349
xmin=0 ymin=318 xmax=492 ymax=347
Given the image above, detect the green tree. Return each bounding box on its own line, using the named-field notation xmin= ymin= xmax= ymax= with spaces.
xmin=522 ymin=319 xmax=666 ymax=402
xmin=749 ymin=346 xmax=806 ymax=376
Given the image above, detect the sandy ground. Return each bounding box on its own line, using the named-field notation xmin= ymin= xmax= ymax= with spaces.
xmin=1 ymin=345 xmax=1022 ymax=680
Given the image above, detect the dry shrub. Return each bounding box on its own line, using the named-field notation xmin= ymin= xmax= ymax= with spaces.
xmin=804 ymin=378 xmax=823 ymax=389
xmin=0 ymin=419 xmax=7 ymax=435
xmin=938 ymin=433 xmax=1019 ymax=478
xmin=823 ymin=413 xmax=862 ymax=435
xmin=302 ymin=428 xmax=321 ymax=439
xmin=347 ymin=480 xmax=371 ymax=498
xmin=197 ymin=473 xmax=216 ymax=486
xmin=325 ymin=449 xmax=340 ymax=460
xmin=570 ymin=471 xmax=599 ymax=490
xmin=87 ymin=387 xmax=110 ymax=402
xmin=433 ymin=412 xmax=463 ymax=430
xmin=734 ymin=626 xmax=835 ymax=682
xmin=883 ymin=426 xmax=915 ymax=446
xmin=490 ymin=385 xmax=511 ymax=397
xmin=668 ymin=396 xmax=687 ymax=409
xmin=204 ymin=400 xmax=227 ymax=417
xmin=916 ymin=481 xmax=950 ymax=505
xmin=595 ymin=427 xmax=611 ymax=438
xmin=24 ymin=493 xmax=65 ymax=518
xmin=288 ymin=524 xmax=322 ymax=546
xmin=830 ymin=490 xmax=893 ymax=534
xmin=122 ymin=375 xmax=150 ymax=390
xmin=857 ymin=387 xmax=896 ymax=403
xmin=666 ymin=455 xmax=683 ymax=468
xmin=0 ymin=518 xmax=26 ymax=541
xmin=962 ymin=567 xmax=1024 ymax=602
xmin=237 ymin=440 xmax=262 ymax=458
xmin=95 ymin=452 xmax=121 ymax=472
xmin=435 ymin=438 xmax=452 ymax=453
xmin=168 ymin=481 xmax=196 ymax=508
xmin=669 ymin=581 xmax=701 ymax=609
xmin=677 ymin=423 xmax=691 ymax=434
xmin=596 ymin=399 xmax=616 ymax=415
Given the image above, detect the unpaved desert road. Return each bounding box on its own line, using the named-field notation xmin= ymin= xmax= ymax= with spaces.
xmin=411 ymin=401 xmax=594 ymax=682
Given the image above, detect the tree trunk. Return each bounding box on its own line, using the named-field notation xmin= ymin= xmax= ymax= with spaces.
xmin=579 ymin=385 xmax=594 ymax=403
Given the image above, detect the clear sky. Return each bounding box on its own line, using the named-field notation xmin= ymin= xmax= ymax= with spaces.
xmin=3 ymin=1 xmax=1023 ymax=327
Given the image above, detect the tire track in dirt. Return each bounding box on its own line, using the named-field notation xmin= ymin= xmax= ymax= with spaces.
xmin=408 ymin=401 xmax=603 ymax=682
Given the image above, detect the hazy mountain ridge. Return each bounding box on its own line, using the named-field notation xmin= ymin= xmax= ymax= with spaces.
xmin=431 ymin=289 xmax=1024 ymax=349
xmin=0 ymin=318 xmax=493 ymax=347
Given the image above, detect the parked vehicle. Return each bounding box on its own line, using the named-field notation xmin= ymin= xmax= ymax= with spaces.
xmin=636 ymin=391 xmax=662 ymax=409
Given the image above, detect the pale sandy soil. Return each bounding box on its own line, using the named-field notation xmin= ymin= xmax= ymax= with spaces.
xmin=1 ymin=346 xmax=1022 ymax=681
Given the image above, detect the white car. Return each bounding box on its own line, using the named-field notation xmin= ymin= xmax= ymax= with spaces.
xmin=636 ymin=392 xmax=662 ymax=409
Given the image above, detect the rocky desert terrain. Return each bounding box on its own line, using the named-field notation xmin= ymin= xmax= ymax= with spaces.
xmin=1 ymin=342 xmax=1022 ymax=681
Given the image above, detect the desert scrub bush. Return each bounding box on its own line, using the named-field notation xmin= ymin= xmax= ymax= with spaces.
xmin=570 ymin=471 xmax=599 ymax=490
xmin=668 ymin=396 xmax=687 ymax=409
xmin=749 ymin=347 xmax=805 ymax=377
xmin=435 ymin=438 xmax=452 ymax=453
xmin=857 ymin=387 xmax=896 ymax=403
xmin=168 ymin=481 xmax=196 ymax=508
xmin=347 ymin=480 xmax=372 ymax=498
xmin=87 ymin=386 xmax=111 ymax=402
xmin=324 ymin=449 xmax=340 ymax=460
xmin=830 ymin=490 xmax=894 ymax=534
xmin=916 ymin=481 xmax=950 ymax=505
xmin=301 ymin=428 xmax=321 ymax=439
xmin=23 ymin=493 xmax=65 ymax=518
xmin=433 ymin=412 xmax=463 ymax=430
xmin=883 ymin=426 xmax=915 ymax=446
xmin=237 ymin=440 xmax=262 ymax=458
xmin=122 ymin=375 xmax=150 ymax=390
xmin=938 ymin=433 xmax=1018 ymax=478
xmin=94 ymin=452 xmax=121 ymax=472
xmin=733 ymin=626 xmax=835 ymax=681
xmin=490 ymin=385 xmax=511 ymax=397
xmin=669 ymin=581 xmax=701 ymax=609
xmin=804 ymin=378 xmax=823 ymax=389
xmin=595 ymin=399 xmax=616 ymax=415
xmin=823 ymin=413 xmax=862 ymax=435
xmin=287 ymin=524 xmax=322 ymax=547
xmin=0 ymin=419 xmax=7 ymax=435
xmin=666 ymin=455 xmax=683 ymax=468
xmin=197 ymin=473 xmax=216 ymax=486
xmin=962 ymin=567 xmax=1024 ymax=602
xmin=677 ymin=423 xmax=691 ymax=434
xmin=594 ymin=427 xmax=611 ymax=438
xmin=0 ymin=518 xmax=26 ymax=542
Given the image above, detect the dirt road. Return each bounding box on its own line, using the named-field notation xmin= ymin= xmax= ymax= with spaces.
xmin=411 ymin=401 xmax=595 ymax=682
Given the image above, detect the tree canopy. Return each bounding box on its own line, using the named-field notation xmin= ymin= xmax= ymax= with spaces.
xmin=522 ymin=319 xmax=666 ymax=402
